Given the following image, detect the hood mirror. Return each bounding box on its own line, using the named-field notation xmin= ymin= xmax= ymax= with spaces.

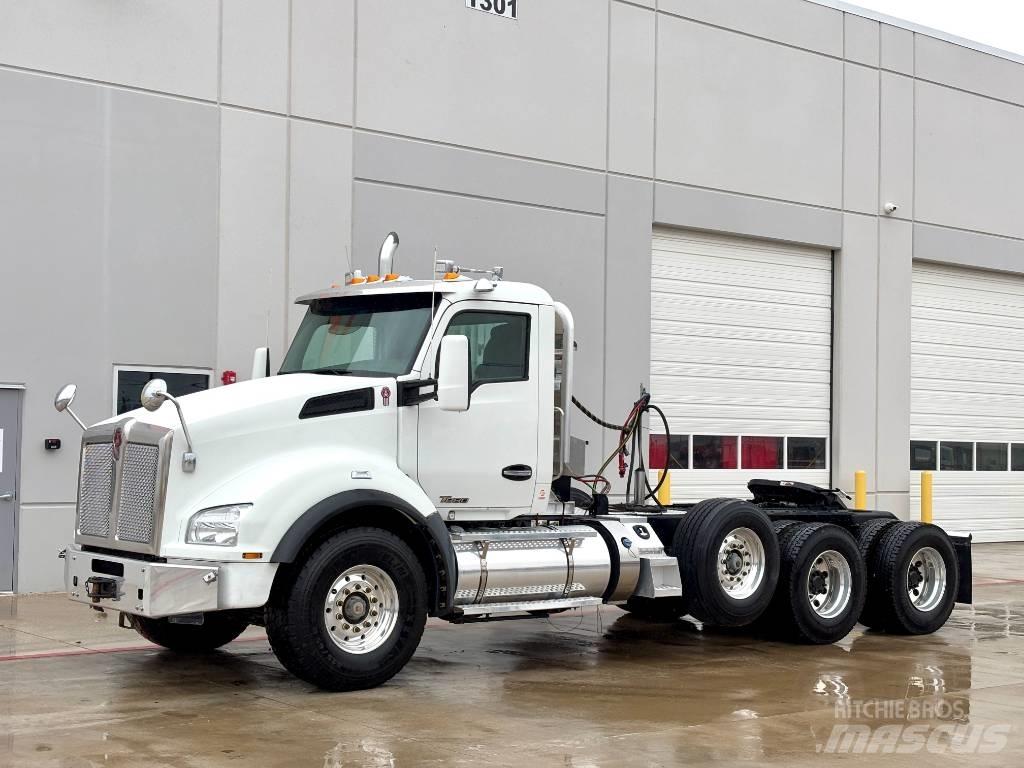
xmin=53 ymin=384 xmax=86 ymax=430
xmin=140 ymin=379 xmax=169 ymax=412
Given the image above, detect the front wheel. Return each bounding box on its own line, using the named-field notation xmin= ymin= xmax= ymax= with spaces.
xmin=132 ymin=611 xmax=249 ymax=652
xmin=265 ymin=527 xmax=427 ymax=691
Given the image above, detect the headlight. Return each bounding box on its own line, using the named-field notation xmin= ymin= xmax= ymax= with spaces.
xmin=186 ymin=504 xmax=250 ymax=546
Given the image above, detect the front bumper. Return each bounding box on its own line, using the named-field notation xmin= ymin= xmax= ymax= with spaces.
xmin=64 ymin=544 xmax=278 ymax=618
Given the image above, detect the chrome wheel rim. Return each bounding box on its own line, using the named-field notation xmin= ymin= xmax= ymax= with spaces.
xmin=907 ymin=547 xmax=946 ymax=612
xmin=717 ymin=527 xmax=766 ymax=600
xmin=806 ymin=549 xmax=853 ymax=619
xmin=323 ymin=565 xmax=399 ymax=654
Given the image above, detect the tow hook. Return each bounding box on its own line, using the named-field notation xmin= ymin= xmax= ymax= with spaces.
xmin=84 ymin=576 xmax=119 ymax=602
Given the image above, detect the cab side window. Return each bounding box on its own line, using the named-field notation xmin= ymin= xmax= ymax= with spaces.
xmin=444 ymin=312 xmax=530 ymax=387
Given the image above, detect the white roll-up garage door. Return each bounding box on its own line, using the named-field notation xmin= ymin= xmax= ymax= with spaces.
xmin=650 ymin=228 xmax=833 ymax=501
xmin=911 ymin=262 xmax=1024 ymax=542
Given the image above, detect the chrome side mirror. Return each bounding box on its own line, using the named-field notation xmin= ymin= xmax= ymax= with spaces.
xmin=53 ymin=384 xmax=86 ymax=430
xmin=140 ymin=379 xmax=169 ymax=412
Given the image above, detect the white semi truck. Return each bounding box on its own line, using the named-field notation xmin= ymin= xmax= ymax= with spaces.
xmin=55 ymin=234 xmax=972 ymax=691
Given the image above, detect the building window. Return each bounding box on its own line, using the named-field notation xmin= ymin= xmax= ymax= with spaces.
xmin=693 ymin=435 xmax=738 ymax=469
xmin=787 ymin=437 xmax=827 ymax=470
xmin=976 ymin=442 xmax=1008 ymax=472
xmin=939 ymin=442 xmax=973 ymax=472
xmin=742 ymin=436 xmax=783 ymax=470
xmin=649 ymin=435 xmax=689 ymax=470
xmin=114 ymin=367 xmax=212 ymax=415
xmin=1013 ymin=444 xmax=1024 ymax=472
xmin=910 ymin=441 xmax=938 ymax=471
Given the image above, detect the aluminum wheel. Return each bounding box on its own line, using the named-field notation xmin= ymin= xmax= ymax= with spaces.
xmin=717 ymin=527 xmax=766 ymax=600
xmin=907 ymin=546 xmax=946 ymax=612
xmin=805 ymin=549 xmax=853 ymax=619
xmin=323 ymin=565 xmax=400 ymax=654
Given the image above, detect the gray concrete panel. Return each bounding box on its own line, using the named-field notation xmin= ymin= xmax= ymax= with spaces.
xmin=608 ymin=1 xmax=656 ymax=178
xmin=656 ymin=17 xmax=843 ymax=208
xmin=604 ymin=176 xmax=655 ymax=475
xmin=844 ymin=13 xmax=879 ymax=67
xmin=653 ymin=183 xmax=843 ymax=249
xmin=916 ymin=34 xmax=1024 ymax=108
xmin=914 ymin=223 xmax=1024 ymax=274
xmin=353 ymin=132 xmax=606 ymax=215
xmin=288 ymin=122 xmax=354 ymax=336
xmin=290 ymin=0 xmax=355 ymax=125
xmin=0 ymin=0 xmax=219 ymax=99
xmin=880 ymin=23 xmax=914 ymax=75
xmin=217 ymin=109 xmax=289 ymax=381
xmin=105 ymin=89 xmax=220 ymax=368
xmin=351 ymin=180 xmax=607 ymax=455
xmin=876 ymin=217 xmax=912 ymax=497
xmin=843 ymin=63 xmax=880 ymax=215
xmin=16 ymin=504 xmax=74 ymax=593
xmin=658 ymin=0 xmax=843 ymax=57
xmin=832 ymin=214 xmax=879 ymax=495
xmin=221 ymin=0 xmax=290 ymax=113
xmin=915 ymin=82 xmax=1024 ymax=240
xmin=355 ymin=0 xmax=609 ymax=169
xmin=879 ymin=72 xmax=914 ymax=220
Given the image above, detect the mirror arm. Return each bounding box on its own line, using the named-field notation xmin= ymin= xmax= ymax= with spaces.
xmin=65 ymin=407 xmax=87 ymax=431
xmin=163 ymin=393 xmax=197 ymax=471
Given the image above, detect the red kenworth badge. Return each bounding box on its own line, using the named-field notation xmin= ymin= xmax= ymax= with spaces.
xmin=381 ymin=387 xmax=392 ymax=406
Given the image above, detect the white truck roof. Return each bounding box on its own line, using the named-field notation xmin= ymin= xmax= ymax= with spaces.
xmin=296 ymin=276 xmax=554 ymax=306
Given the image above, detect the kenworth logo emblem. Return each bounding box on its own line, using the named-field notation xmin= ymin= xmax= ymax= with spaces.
xmin=111 ymin=427 xmax=124 ymax=461
xmin=439 ymin=496 xmax=468 ymax=504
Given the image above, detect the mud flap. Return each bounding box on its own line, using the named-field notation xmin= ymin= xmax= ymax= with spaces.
xmin=950 ymin=534 xmax=972 ymax=604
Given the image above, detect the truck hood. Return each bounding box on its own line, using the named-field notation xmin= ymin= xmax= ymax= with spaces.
xmin=100 ymin=374 xmax=389 ymax=438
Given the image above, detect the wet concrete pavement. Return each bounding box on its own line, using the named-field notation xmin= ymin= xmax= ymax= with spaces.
xmin=2 ymin=543 xmax=1023 ymax=767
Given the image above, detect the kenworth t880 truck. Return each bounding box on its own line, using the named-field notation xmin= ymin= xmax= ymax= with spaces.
xmin=55 ymin=233 xmax=972 ymax=691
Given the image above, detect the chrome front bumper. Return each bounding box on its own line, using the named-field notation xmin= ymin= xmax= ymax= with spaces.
xmin=64 ymin=545 xmax=219 ymax=618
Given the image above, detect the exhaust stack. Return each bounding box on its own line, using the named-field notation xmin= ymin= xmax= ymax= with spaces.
xmin=378 ymin=232 xmax=399 ymax=276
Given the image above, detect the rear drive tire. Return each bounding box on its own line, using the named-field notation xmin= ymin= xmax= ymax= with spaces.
xmin=865 ymin=522 xmax=958 ymax=635
xmin=850 ymin=517 xmax=898 ymax=627
xmin=265 ymin=527 xmax=427 ymax=691
xmin=673 ymin=498 xmax=779 ymax=627
xmin=769 ymin=523 xmax=866 ymax=644
xmin=623 ymin=596 xmax=689 ymax=622
xmin=133 ymin=611 xmax=249 ymax=652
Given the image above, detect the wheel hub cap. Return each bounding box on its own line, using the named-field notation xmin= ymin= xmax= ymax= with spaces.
xmin=323 ymin=565 xmax=400 ymax=655
xmin=717 ymin=527 xmax=766 ymax=600
xmin=805 ymin=550 xmax=852 ymax=619
xmin=907 ymin=547 xmax=946 ymax=612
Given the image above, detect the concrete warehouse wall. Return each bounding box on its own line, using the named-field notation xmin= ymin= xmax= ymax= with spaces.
xmin=2 ymin=0 xmax=1023 ymax=591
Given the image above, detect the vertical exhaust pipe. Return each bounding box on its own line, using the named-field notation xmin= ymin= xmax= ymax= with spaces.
xmin=378 ymin=232 xmax=400 ymax=276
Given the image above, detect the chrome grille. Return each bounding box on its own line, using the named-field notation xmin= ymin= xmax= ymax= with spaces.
xmin=78 ymin=444 xmax=114 ymax=537
xmin=115 ymin=443 xmax=160 ymax=543
xmin=75 ymin=418 xmax=171 ymax=554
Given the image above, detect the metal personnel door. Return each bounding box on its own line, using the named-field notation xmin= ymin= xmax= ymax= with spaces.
xmin=0 ymin=389 xmax=22 ymax=592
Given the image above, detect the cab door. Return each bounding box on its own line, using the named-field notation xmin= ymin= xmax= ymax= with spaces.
xmin=417 ymin=302 xmax=539 ymax=513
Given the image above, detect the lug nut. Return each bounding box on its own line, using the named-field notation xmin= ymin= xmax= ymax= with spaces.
xmin=342 ymin=623 xmax=350 ymax=630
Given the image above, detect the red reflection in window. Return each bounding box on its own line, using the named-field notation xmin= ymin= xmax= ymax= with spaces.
xmin=742 ymin=436 xmax=783 ymax=469
xmin=649 ymin=434 xmax=668 ymax=470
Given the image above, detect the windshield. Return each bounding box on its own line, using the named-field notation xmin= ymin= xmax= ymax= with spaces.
xmin=280 ymin=293 xmax=436 ymax=376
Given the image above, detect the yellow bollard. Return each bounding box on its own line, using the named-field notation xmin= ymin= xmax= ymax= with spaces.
xmin=657 ymin=469 xmax=672 ymax=506
xmin=921 ymin=471 xmax=933 ymax=524
xmin=854 ymin=470 xmax=867 ymax=510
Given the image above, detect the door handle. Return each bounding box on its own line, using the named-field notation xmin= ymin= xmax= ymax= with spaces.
xmin=502 ymin=465 xmax=533 ymax=481
xmin=0 ymin=492 xmax=14 ymax=502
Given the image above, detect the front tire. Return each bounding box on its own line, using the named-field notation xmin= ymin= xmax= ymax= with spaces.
xmin=132 ymin=611 xmax=249 ymax=652
xmin=673 ymin=499 xmax=779 ymax=627
xmin=265 ymin=527 xmax=427 ymax=691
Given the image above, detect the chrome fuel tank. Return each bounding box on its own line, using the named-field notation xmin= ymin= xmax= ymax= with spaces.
xmin=452 ymin=526 xmax=611 ymax=606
